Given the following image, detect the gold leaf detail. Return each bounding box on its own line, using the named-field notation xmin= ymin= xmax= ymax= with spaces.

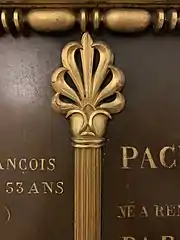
xmin=52 ymin=32 xmax=125 ymax=138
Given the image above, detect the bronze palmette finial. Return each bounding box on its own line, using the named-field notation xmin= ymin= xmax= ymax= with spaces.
xmin=51 ymin=32 xmax=125 ymax=240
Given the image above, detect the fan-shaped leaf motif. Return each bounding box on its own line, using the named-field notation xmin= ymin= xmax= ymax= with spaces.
xmin=52 ymin=32 xmax=125 ymax=138
xmin=62 ymin=42 xmax=84 ymax=100
xmin=80 ymin=33 xmax=94 ymax=99
xmin=99 ymin=92 xmax=125 ymax=114
xmin=94 ymin=66 xmax=125 ymax=106
xmin=52 ymin=67 xmax=82 ymax=107
xmin=91 ymin=42 xmax=114 ymax=100
xmin=52 ymin=93 xmax=79 ymax=114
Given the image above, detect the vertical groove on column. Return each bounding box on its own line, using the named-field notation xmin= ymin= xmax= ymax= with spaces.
xmin=74 ymin=147 xmax=101 ymax=240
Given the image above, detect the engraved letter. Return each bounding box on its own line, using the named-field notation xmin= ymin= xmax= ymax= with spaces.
xmin=162 ymin=237 xmax=174 ymax=240
xmin=117 ymin=206 xmax=126 ymax=218
xmin=7 ymin=158 xmax=16 ymax=170
xmin=121 ymin=237 xmax=135 ymax=240
xmin=160 ymin=146 xmax=176 ymax=168
xmin=121 ymin=146 xmax=138 ymax=169
xmin=127 ymin=205 xmax=135 ymax=218
xmin=42 ymin=181 xmax=53 ymax=193
xmin=29 ymin=158 xmax=38 ymax=171
xmin=19 ymin=159 xmax=27 ymax=171
xmin=47 ymin=158 xmax=56 ymax=171
xmin=28 ymin=182 xmax=39 ymax=194
xmin=139 ymin=206 xmax=148 ymax=218
xmin=177 ymin=205 xmax=180 ymax=216
xmin=167 ymin=205 xmax=176 ymax=216
xmin=141 ymin=147 xmax=157 ymax=168
xmin=0 ymin=161 xmax=4 ymax=170
xmin=154 ymin=205 xmax=164 ymax=217
xmin=55 ymin=181 xmax=64 ymax=194
xmin=39 ymin=158 xmax=46 ymax=171
xmin=117 ymin=205 xmax=135 ymax=218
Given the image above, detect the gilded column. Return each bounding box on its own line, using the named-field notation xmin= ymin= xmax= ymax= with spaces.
xmin=74 ymin=145 xmax=101 ymax=240
xmin=51 ymin=32 xmax=125 ymax=240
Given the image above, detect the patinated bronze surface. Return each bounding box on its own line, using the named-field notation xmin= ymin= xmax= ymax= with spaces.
xmin=0 ymin=0 xmax=179 ymax=239
xmin=1 ymin=33 xmax=180 ymax=240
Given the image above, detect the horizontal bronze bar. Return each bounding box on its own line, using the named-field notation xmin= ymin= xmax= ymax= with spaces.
xmin=1 ymin=0 xmax=180 ymax=8
xmin=2 ymin=0 xmax=180 ymax=4
xmin=0 ymin=8 xmax=179 ymax=35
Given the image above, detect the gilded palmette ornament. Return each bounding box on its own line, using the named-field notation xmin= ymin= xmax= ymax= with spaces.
xmin=52 ymin=32 xmax=125 ymax=240
xmin=52 ymin=32 xmax=125 ymax=140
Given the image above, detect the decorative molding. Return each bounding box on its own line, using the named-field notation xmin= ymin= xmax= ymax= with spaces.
xmin=0 ymin=8 xmax=180 ymax=35
xmin=0 ymin=0 xmax=177 ymax=239
xmin=2 ymin=0 xmax=180 ymax=8
xmin=52 ymin=32 xmax=125 ymax=240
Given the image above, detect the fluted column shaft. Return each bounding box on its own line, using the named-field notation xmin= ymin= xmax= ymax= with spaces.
xmin=74 ymin=146 xmax=101 ymax=240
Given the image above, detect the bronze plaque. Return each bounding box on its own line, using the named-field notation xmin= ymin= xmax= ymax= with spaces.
xmin=101 ymin=34 xmax=180 ymax=240
xmin=0 ymin=31 xmax=179 ymax=240
xmin=0 ymin=34 xmax=75 ymax=240
xmin=0 ymin=0 xmax=180 ymax=238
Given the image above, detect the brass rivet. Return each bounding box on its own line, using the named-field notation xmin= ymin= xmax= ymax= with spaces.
xmin=79 ymin=9 xmax=88 ymax=32
xmin=154 ymin=9 xmax=165 ymax=32
xmin=1 ymin=10 xmax=9 ymax=33
xmin=92 ymin=9 xmax=101 ymax=30
xmin=13 ymin=9 xmax=23 ymax=32
xmin=169 ymin=9 xmax=178 ymax=30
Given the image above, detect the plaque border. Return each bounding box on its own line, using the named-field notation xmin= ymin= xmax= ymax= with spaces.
xmin=1 ymin=1 xmax=178 ymax=240
xmin=0 ymin=8 xmax=178 ymax=34
xmin=1 ymin=0 xmax=180 ymax=8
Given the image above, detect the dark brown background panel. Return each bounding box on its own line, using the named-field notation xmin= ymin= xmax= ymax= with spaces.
xmin=101 ymin=34 xmax=180 ymax=239
xmin=0 ymin=33 xmax=76 ymax=240
xmin=0 ymin=32 xmax=180 ymax=239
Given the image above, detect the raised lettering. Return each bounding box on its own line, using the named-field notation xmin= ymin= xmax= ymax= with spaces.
xmin=141 ymin=147 xmax=157 ymax=168
xmin=28 ymin=182 xmax=39 ymax=194
xmin=7 ymin=158 xmax=16 ymax=170
xmin=121 ymin=237 xmax=135 ymax=240
xmin=139 ymin=206 xmax=148 ymax=218
xmin=167 ymin=205 xmax=176 ymax=216
xmin=154 ymin=205 xmax=164 ymax=217
xmin=55 ymin=181 xmax=64 ymax=194
xmin=16 ymin=182 xmax=24 ymax=194
xmin=29 ymin=158 xmax=38 ymax=171
xmin=162 ymin=237 xmax=174 ymax=240
xmin=160 ymin=146 xmax=176 ymax=168
xmin=0 ymin=161 xmax=4 ymax=170
xmin=39 ymin=158 xmax=46 ymax=171
xmin=121 ymin=146 xmax=138 ymax=169
xmin=19 ymin=159 xmax=27 ymax=171
xmin=47 ymin=158 xmax=56 ymax=171
xmin=42 ymin=181 xmax=53 ymax=193
xmin=5 ymin=182 xmax=13 ymax=194
xmin=117 ymin=204 xmax=135 ymax=218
